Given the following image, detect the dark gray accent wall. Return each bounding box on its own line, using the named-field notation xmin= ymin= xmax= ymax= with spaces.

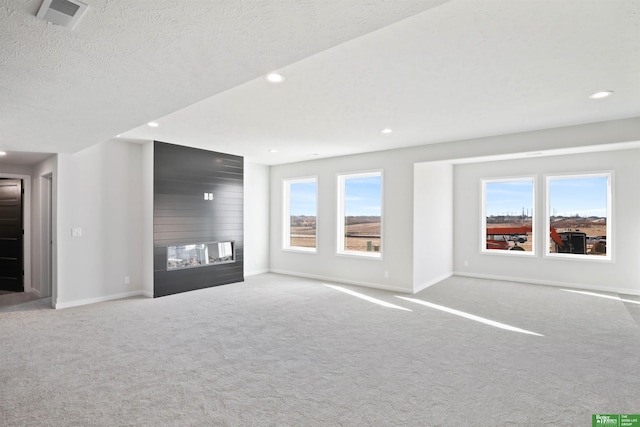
xmin=153 ymin=141 xmax=243 ymax=297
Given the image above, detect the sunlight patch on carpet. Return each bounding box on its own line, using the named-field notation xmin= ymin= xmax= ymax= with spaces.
xmin=395 ymin=296 xmax=543 ymax=336
xmin=560 ymin=289 xmax=640 ymax=305
xmin=324 ymin=284 xmax=412 ymax=311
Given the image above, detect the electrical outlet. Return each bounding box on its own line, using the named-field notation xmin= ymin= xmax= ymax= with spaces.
xmin=464 ymin=260 xmax=469 ymax=267
xmin=71 ymin=228 xmax=82 ymax=237
xmin=124 ymin=276 xmax=130 ymax=284
xmin=384 ymin=271 xmax=389 ymax=278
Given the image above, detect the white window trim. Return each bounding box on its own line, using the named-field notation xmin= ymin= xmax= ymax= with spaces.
xmin=336 ymin=170 xmax=383 ymax=259
xmin=544 ymin=172 xmax=613 ymax=262
xmin=480 ymin=176 xmax=536 ymax=257
xmin=283 ymin=176 xmax=318 ymax=253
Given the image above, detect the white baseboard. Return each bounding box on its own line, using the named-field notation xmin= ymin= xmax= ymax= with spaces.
xmin=453 ymin=271 xmax=640 ymax=296
xmin=55 ymin=290 xmax=149 ymax=309
xmin=269 ymin=269 xmax=413 ymax=293
xmin=30 ymin=288 xmax=42 ymax=298
xmin=413 ymin=273 xmax=453 ymax=294
xmin=141 ymin=290 xmax=153 ymax=298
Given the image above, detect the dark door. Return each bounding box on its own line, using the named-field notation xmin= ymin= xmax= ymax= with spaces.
xmin=0 ymin=179 xmax=23 ymax=292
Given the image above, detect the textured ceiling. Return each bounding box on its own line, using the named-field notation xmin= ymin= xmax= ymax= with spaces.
xmin=1 ymin=0 xmax=639 ymax=165
xmin=0 ymin=0 xmax=446 ymax=155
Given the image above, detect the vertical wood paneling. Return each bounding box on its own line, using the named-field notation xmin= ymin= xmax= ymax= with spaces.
xmin=153 ymin=141 xmax=244 ymax=297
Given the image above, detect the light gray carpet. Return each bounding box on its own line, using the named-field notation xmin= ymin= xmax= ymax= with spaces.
xmin=1 ymin=274 xmax=638 ymax=426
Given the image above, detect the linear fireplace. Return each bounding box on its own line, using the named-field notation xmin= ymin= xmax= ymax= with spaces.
xmin=167 ymin=241 xmax=235 ymax=270
xmin=153 ymin=141 xmax=243 ymax=297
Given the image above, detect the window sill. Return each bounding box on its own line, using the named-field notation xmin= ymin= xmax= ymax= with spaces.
xmin=282 ymin=247 xmax=317 ymax=254
xmin=336 ymin=251 xmax=383 ymax=260
xmin=480 ymin=249 xmax=536 ymax=257
xmin=544 ymin=253 xmax=613 ymax=263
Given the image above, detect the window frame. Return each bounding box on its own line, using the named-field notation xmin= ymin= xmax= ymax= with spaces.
xmin=336 ymin=170 xmax=383 ymax=259
xmin=544 ymin=172 xmax=613 ymax=262
xmin=480 ymin=176 xmax=536 ymax=257
xmin=282 ymin=176 xmax=318 ymax=254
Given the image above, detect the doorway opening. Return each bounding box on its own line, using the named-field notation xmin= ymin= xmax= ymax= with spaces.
xmin=0 ymin=178 xmax=24 ymax=293
xmin=0 ymin=173 xmax=36 ymax=310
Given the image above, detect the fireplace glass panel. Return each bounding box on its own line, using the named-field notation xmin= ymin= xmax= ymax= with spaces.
xmin=167 ymin=241 xmax=235 ymax=270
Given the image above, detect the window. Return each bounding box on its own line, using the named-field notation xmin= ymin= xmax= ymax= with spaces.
xmin=337 ymin=171 xmax=382 ymax=257
xmin=283 ymin=177 xmax=317 ymax=252
xmin=482 ymin=177 xmax=535 ymax=255
xmin=546 ymin=173 xmax=611 ymax=260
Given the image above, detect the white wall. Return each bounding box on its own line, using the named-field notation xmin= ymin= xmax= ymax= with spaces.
xmin=414 ymin=162 xmax=453 ymax=292
xmin=244 ymin=162 xmax=270 ymax=276
xmin=270 ymin=149 xmax=416 ymax=292
xmin=453 ymin=148 xmax=640 ymax=295
xmin=269 ymin=117 xmax=639 ymax=294
xmin=0 ymin=163 xmax=32 ymax=175
xmin=56 ymin=140 xmax=144 ymax=308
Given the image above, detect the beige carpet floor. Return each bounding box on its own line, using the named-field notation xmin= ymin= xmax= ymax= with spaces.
xmin=1 ymin=274 xmax=638 ymax=426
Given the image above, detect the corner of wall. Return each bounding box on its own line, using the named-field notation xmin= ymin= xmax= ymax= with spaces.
xmin=413 ymin=161 xmax=454 ymax=293
xmin=244 ymin=162 xmax=270 ymax=276
xmin=142 ymin=141 xmax=154 ymax=296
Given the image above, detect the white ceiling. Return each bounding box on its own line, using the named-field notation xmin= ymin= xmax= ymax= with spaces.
xmin=2 ymin=0 xmax=639 ymax=166
xmin=0 ymin=150 xmax=52 ymax=166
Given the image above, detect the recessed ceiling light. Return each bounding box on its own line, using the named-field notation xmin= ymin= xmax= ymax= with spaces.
xmin=265 ymin=73 xmax=285 ymax=83
xmin=589 ymin=91 xmax=613 ymax=99
xmin=0 ymin=151 xmax=6 ymax=156
xmin=147 ymin=122 xmax=159 ymax=127
xmin=381 ymin=128 xmax=393 ymax=134
xmin=267 ymin=148 xmax=278 ymax=153
xmin=116 ymin=134 xmax=122 ymax=138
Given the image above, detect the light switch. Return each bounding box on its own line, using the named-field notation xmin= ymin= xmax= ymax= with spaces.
xmin=71 ymin=228 xmax=82 ymax=237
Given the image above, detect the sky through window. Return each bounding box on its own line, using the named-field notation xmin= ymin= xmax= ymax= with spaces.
xmin=344 ymin=176 xmax=382 ymax=217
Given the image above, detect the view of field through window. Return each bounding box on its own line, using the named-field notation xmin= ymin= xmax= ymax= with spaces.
xmin=288 ymin=180 xmax=317 ymax=249
xmin=484 ymin=179 xmax=534 ymax=252
xmin=342 ymin=174 xmax=382 ymax=254
xmin=547 ymin=175 xmax=608 ymax=256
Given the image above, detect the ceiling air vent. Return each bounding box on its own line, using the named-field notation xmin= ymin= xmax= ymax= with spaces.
xmin=36 ymin=0 xmax=88 ymax=29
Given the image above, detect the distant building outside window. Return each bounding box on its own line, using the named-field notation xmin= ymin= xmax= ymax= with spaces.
xmin=482 ymin=177 xmax=535 ymax=255
xmin=546 ymin=173 xmax=611 ymax=260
